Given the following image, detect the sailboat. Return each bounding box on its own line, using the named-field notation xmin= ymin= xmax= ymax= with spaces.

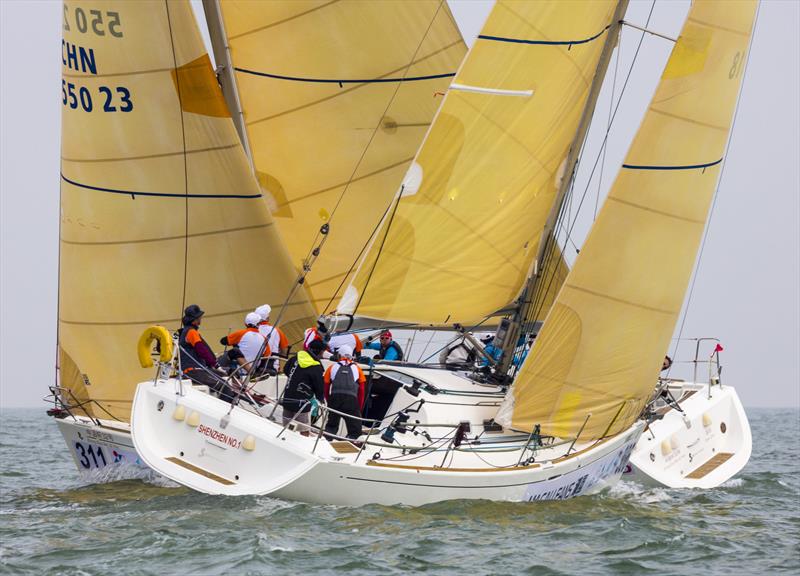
xmin=51 ymin=0 xmax=755 ymax=502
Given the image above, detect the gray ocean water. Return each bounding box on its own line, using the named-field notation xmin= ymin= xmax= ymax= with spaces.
xmin=1 ymin=407 xmax=798 ymax=576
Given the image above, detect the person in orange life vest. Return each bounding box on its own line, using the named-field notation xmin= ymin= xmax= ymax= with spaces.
xmin=254 ymin=304 xmax=288 ymax=371
xmin=304 ymin=319 xmax=333 ymax=359
xmin=323 ymin=344 xmax=366 ymax=439
xmin=328 ymin=332 xmax=363 ymax=358
xmin=219 ymin=312 xmax=272 ymax=373
xmin=179 ymin=304 xmax=234 ymax=401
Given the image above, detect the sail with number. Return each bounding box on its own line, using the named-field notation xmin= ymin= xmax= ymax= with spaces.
xmin=496 ymin=0 xmax=758 ymax=439
xmin=59 ymin=0 xmax=315 ymax=421
xmin=337 ymin=0 xmax=621 ymax=326
xmin=216 ymin=0 xmax=466 ymax=315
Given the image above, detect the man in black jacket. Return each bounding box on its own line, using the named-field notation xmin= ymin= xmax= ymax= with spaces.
xmin=281 ymin=339 xmax=326 ymax=435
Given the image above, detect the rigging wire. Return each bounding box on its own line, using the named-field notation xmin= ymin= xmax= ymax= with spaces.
xmin=594 ymin=20 xmax=623 ymax=221
xmin=558 ymin=0 xmax=657 ymax=253
xmin=320 ymin=198 xmax=395 ymax=315
xmin=667 ymin=2 xmax=761 ymax=373
xmin=163 ymin=0 xmax=191 ymax=316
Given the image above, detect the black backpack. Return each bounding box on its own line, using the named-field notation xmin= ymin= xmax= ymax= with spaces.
xmin=330 ymin=363 xmax=358 ymax=398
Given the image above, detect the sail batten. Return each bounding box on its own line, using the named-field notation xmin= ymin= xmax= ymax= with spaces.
xmin=498 ymin=0 xmax=758 ymax=439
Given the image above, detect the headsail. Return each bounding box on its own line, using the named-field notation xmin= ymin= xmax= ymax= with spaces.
xmin=59 ymin=0 xmax=315 ymax=421
xmin=497 ymin=0 xmax=758 ymax=438
xmin=339 ymin=0 xmax=619 ymax=326
xmin=217 ymin=0 xmax=466 ymax=315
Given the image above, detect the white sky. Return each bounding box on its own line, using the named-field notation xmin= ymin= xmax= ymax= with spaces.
xmin=1 ymin=1 xmax=798 ymax=409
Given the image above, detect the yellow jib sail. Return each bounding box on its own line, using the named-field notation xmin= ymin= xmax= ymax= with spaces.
xmin=219 ymin=0 xmax=466 ymax=314
xmin=59 ymin=0 xmax=315 ymax=421
xmin=341 ymin=0 xmax=618 ymax=326
xmin=499 ymin=0 xmax=758 ymax=439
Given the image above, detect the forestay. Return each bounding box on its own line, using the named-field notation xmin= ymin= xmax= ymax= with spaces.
xmin=340 ymin=0 xmax=618 ymax=326
xmin=59 ymin=0 xmax=315 ymax=421
xmin=497 ymin=0 xmax=758 ymax=439
xmin=218 ymin=0 xmax=466 ymax=313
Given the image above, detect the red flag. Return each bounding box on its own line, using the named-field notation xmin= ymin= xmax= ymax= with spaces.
xmin=714 ymin=343 xmax=724 ymax=353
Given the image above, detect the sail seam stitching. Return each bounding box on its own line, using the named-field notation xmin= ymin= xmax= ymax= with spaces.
xmin=227 ymin=0 xmax=339 ymax=40
xmin=274 ymin=157 xmax=414 ymax=209
xmin=60 ymin=143 xmax=240 ymax=164
xmin=59 ymin=302 xmax=309 ymax=326
xmin=564 ymin=284 xmax=677 ymax=315
xmin=648 ymin=107 xmax=728 ymax=132
xmin=60 ymin=223 xmax=273 ymax=246
xmin=606 ymin=196 xmax=705 ymax=224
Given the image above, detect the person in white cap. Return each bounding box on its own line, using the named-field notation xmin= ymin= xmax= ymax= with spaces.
xmin=322 ymin=344 xmax=366 ymax=439
xmin=220 ymin=312 xmax=270 ymax=372
xmin=255 ymin=304 xmax=288 ymax=371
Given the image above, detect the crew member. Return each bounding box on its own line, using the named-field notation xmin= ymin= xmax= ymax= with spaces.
xmin=281 ymin=339 xmax=326 ymax=435
xmin=328 ymin=331 xmax=363 ymax=358
xmin=365 ymin=330 xmax=403 ymax=361
xmin=255 ymin=304 xmax=288 ymax=371
xmin=479 ymin=335 xmax=503 ymax=367
xmin=179 ymin=304 xmax=231 ymax=401
xmin=303 ymin=320 xmax=328 ymax=350
xmin=220 ymin=312 xmax=271 ymax=373
xmin=323 ymin=345 xmax=366 ymax=439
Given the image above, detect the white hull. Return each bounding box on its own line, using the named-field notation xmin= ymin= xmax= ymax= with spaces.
xmin=54 ymin=415 xmax=147 ymax=477
xmin=51 ymin=378 xmax=751 ymax=496
xmin=626 ymin=382 xmax=751 ymax=488
xmin=130 ymin=373 xmax=644 ymax=506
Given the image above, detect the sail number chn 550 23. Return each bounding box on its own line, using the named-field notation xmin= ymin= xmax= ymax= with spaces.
xmin=62 ymin=5 xmax=132 ymax=114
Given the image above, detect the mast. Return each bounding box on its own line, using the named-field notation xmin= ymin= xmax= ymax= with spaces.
xmin=201 ymin=0 xmax=255 ymax=172
xmin=497 ymin=0 xmax=630 ymax=376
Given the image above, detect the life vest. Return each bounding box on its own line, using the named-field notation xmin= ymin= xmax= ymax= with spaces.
xmin=328 ymin=333 xmax=363 ymax=354
xmin=179 ymin=325 xmax=204 ymax=373
xmin=303 ymin=327 xmax=325 ymax=350
xmin=379 ymin=340 xmax=403 ymax=361
xmin=239 ymin=328 xmax=270 ymax=363
xmin=259 ymin=321 xmax=287 ymax=353
xmin=329 ymin=361 xmax=359 ymax=398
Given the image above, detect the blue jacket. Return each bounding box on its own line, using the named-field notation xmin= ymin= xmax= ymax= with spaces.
xmin=366 ymin=340 xmax=403 ymax=361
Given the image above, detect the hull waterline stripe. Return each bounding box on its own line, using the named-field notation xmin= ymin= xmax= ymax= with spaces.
xmin=478 ymin=25 xmax=609 ymax=46
xmin=621 ymin=158 xmax=722 ymax=171
xmin=61 ymin=174 xmax=262 ymax=199
xmin=234 ymin=68 xmax=455 ymax=84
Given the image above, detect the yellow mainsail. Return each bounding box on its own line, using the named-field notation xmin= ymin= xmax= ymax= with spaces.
xmin=340 ymin=0 xmax=619 ymax=326
xmin=218 ymin=0 xmax=466 ymax=314
xmin=498 ymin=0 xmax=758 ymax=439
xmin=59 ymin=0 xmax=315 ymax=421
